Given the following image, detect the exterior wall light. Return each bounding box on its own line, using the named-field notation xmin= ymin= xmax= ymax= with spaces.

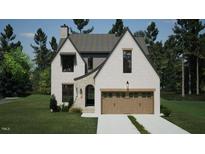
xmin=126 ymin=81 xmax=129 ymax=90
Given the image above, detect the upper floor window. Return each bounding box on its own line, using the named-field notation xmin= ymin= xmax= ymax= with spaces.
xmin=88 ymin=57 xmax=93 ymax=70
xmin=61 ymin=55 xmax=74 ymax=72
xmin=123 ymin=50 xmax=132 ymax=73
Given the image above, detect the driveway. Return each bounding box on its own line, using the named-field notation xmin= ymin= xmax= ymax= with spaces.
xmin=133 ymin=115 xmax=189 ymax=134
xmin=97 ymin=115 xmax=139 ymax=134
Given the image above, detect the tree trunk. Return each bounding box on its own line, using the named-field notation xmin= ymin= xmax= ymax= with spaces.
xmin=196 ymin=57 xmax=199 ymax=95
xmin=182 ymin=56 xmax=185 ymax=97
xmin=188 ymin=62 xmax=192 ymax=95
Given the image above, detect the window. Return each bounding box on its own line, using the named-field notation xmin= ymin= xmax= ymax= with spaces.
xmin=62 ymin=84 xmax=73 ymax=103
xmin=61 ymin=55 xmax=74 ymax=72
xmin=88 ymin=57 xmax=93 ymax=70
xmin=123 ymin=50 xmax=132 ymax=73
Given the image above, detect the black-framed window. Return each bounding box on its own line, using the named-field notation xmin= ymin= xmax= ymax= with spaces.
xmin=61 ymin=55 xmax=74 ymax=72
xmin=123 ymin=50 xmax=132 ymax=73
xmin=88 ymin=57 xmax=93 ymax=70
xmin=62 ymin=84 xmax=73 ymax=103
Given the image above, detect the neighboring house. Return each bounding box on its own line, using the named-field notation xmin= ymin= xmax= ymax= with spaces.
xmin=51 ymin=25 xmax=160 ymax=115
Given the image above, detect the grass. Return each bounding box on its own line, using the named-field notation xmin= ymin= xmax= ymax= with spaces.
xmin=161 ymin=97 xmax=205 ymax=134
xmin=161 ymin=91 xmax=205 ymax=101
xmin=0 ymin=95 xmax=97 ymax=134
xmin=128 ymin=115 xmax=150 ymax=134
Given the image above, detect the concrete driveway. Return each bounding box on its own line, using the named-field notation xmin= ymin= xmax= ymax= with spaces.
xmin=96 ymin=114 xmax=189 ymax=134
xmin=133 ymin=115 xmax=189 ymax=134
xmin=97 ymin=115 xmax=139 ymax=134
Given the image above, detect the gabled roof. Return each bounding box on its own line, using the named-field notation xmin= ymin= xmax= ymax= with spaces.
xmin=55 ymin=33 xmax=149 ymax=55
xmin=69 ymin=34 xmax=119 ymax=53
xmin=94 ymin=28 xmax=159 ymax=79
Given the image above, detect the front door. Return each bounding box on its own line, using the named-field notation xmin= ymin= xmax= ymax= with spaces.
xmin=85 ymin=85 xmax=95 ymax=106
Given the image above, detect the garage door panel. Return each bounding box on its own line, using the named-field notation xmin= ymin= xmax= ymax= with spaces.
xmin=101 ymin=91 xmax=154 ymax=114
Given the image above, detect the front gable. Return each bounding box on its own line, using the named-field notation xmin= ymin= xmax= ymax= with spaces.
xmin=95 ymin=29 xmax=160 ymax=88
xmin=51 ymin=37 xmax=85 ymax=77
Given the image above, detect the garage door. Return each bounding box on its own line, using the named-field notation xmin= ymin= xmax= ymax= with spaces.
xmin=101 ymin=90 xmax=154 ymax=114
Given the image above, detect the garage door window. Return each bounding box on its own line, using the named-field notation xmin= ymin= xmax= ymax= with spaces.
xmin=108 ymin=92 xmax=113 ymax=98
xmin=129 ymin=92 xmax=134 ymax=98
xmin=102 ymin=92 xmax=108 ymax=98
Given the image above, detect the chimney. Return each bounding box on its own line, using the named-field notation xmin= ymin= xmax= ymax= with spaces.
xmin=60 ymin=24 xmax=69 ymax=38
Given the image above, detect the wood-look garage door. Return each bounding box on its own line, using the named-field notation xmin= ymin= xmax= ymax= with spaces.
xmin=101 ymin=90 xmax=154 ymax=114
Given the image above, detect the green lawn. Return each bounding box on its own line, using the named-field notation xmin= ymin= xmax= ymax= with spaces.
xmin=161 ymin=98 xmax=205 ymax=134
xmin=0 ymin=95 xmax=97 ymax=134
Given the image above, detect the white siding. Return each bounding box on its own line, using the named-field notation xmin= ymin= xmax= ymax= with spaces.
xmin=51 ymin=38 xmax=85 ymax=104
xmin=95 ymin=31 xmax=160 ymax=115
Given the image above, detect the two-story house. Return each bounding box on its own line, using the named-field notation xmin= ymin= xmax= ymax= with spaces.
xmin=51 ymin=25 xmax=160 ymax=115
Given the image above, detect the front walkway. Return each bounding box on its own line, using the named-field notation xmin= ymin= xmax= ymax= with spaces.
xmin=132 ymin=115 xmax=189 ymax=134
xmin=97 ymin=115 xmax=139 ymax=134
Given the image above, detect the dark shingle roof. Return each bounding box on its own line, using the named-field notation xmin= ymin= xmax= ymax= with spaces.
xmin=56 ymin=33 xmax=149 ymax=57
xmin=69 ymin=34 xmax=119 ymax=53
xmin=134 ymin=37 xmax=149 ymax=55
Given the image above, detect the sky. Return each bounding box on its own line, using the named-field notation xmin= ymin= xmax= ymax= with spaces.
xmin=0 ymin=19 xmax=204 ymax=59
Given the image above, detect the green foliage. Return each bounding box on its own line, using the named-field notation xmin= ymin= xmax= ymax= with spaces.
xmin=31 ymin=28 xmax=51 ymax=70
xmin=49 ymin=36 xmax=58 ymax=52
xmin=0 ymin=24 xmax=22 ymax=52
xmin=173 ymin=20 xmax=205 ymax=94
xmin=71 ymin=19 xmax=94 ymax=34
xmin=0 ymin=48 xmax=32 ymax=96
xmin=32 ymin=67 xmax=51 ymax=94
xmin=109 ymin=19 xmax=125 ymax=36
xmin=145 ymin=22 xmax=159 ymax=45
xmin=160 ymin=105 xmax=171 ymax=117
xmin=128 ymin=115 xmax=150 ymax=134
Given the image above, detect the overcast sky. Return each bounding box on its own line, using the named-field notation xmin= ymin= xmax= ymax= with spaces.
xmin=0 ymin=19 xmax=204 ymax=59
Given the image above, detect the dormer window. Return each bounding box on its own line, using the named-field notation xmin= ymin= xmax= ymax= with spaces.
xmin=123 ymin=50 xmax=132 ymax=73
xmin=61 ymin=54 xmax=75 ymax=72
xmin=88 ymin=57 xmax=93 ymax=70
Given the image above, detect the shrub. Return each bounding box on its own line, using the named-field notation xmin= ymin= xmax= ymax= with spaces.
xmin=69 ymin=107 xmax=82 ymax=113
xmin=62 ymin=103 xmax=69 ymax=112
xmin=49 ymin=95 xmax=58 ymax=112
xmin=160 ymin=105 xmax=171 ymax=117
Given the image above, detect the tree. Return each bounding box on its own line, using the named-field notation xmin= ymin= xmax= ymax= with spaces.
xmin=173 ymin=19 xmax=205 ymax=95
xmin=145 ymin=22 xmax=159 ymax=45
xmin=49 ymin=36 xmax=58 ymax=52
xmin=143 ymin=22 xmax=160 ymax=74
xmin=134 ymin=30 xmax=145 ymax=37
xmin=0 ymin=48 xmax=32 ymax=97
xmin=109 ymin=19 xmax=125 ymax=36
xmin=71 ymin=19 xmax=94 ymax=34
xmin=163 ymin=35 xmax=181 ymax=92
xmin=38 ymin=67 xmax=51 ymax=94
xmin=31 ymin=28 xmax=50 ymax=70
xmin=0 ymin=24 xmax=22 ymax=60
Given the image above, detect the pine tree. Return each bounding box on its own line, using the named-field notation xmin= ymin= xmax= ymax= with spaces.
xmin=173 ymin=19 xmax=205 ymax=95
xmin=109 ymin=19 xmax=125 ymax=36
xmin=49 ymin=36 xmax=58 ymax=52
xmin=71 ymin=19 xmax=94 ymax=34
xmin=31 ymin=28 xmax=50 ymax=70
xmin=0 ymin=24 xmax=22 ymax=60
xmin=145 ymin=22 xmax=159 ymax=45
